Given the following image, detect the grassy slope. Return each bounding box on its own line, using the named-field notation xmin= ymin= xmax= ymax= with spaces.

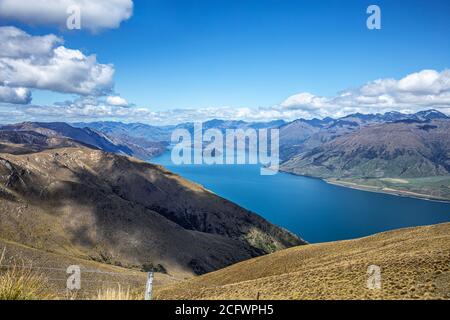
xmin=155 ymin=223 xmax=450 ymax=300
xmin=0 ymin=238 xmax=179 ymax=299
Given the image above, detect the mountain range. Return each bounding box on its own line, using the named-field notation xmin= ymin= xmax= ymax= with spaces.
xmin=278 ymin=110 xmax=450 ymax=200
xmin=74 ymin=110 xmax=449 ymax=161
xmin=2 ymin=122 xmax=167 ymax=160
xmin=71 ymin=109 xmax=450 ymax=201
xmin=278 ymin=109 xmax=450 ymax=160
xmin=2 ymin=109 xmax=449 ymax=200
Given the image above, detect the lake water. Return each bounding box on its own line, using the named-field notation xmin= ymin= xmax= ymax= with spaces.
xmin=151 ymin=151 xmax=450 ymax=243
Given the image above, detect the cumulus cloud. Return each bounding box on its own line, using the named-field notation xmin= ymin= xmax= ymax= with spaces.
xmin=0 ymin=0 xmax=133 ymax=31
xmin=106 ymin=95 xmax=128 ymax=107
xmin=131 ymin=69 xmax=450 ymax=123
xmin=0 ymin=86 xmax=31 ymax=104
xmin=0 ymin=26 xmax=115 ymax=102
xmin=279 ymin=69 xmax=450 ymax=119
xmin=1 ymin=69 xmax=450 ymax=125
xmin=14 ymin=96 xmax=149 ymax=122
xmin=0 ymin=26 xmax=62 ymax=59
xmin=281 ymin=92 xmax=329 ymax=111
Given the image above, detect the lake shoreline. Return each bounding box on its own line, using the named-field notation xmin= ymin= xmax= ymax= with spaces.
xmin=325 ymin=178 xmax=450 ymax=204
xmin=326 ymin=180 xmax=450 ymax=204
xmin=278 ymin=169 xmax=450 ymax=203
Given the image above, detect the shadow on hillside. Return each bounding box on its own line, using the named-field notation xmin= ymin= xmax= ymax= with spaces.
xmin=0 ymin=151 xmax=291 ymax=274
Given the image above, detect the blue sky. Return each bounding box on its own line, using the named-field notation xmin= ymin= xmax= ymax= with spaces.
xmin=0 ymin=0 xmax=449 ymax=124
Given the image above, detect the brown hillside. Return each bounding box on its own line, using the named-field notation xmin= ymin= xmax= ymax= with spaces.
xmin=155 ymin=223 xmax=450 ymax=300
xmin=0 ymin=147 xmax=303 ymax=276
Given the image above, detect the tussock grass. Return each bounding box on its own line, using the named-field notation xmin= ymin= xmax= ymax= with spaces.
xmin=156 ymin=223 xmax=450 ymax=300
xmin=0 ymin=249 xmax=54 ymax=300
xmin=94 ymin=284 xmax=142 ymax=300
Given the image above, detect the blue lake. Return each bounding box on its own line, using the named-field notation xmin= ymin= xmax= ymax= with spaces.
xmin=151 ymin=152 xmax=450 ymax=243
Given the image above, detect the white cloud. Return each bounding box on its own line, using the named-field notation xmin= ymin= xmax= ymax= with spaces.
xmin=12 ymin=96 xmax=147 ymax=122
xmin=0 ymin=0 xmax=133 ymax=32
xmin=106 ymin=95 xmax=128 ymax=107
xmin=0 ymin=86 xmax=31 ymax=104
xmin=0 ymin=26 xmax=115 ymax=99
xmin=131 ymin=69 xmax=450 ymax=123
xmin=279 ymin=69 xmax=450 ymax=119
xmin=281 ymin=92 xmax=329 ymax=111
xmin=1 ymin=69 xmax=450 ymax=125
xmin=359 ymin=70 xmax=450 ymax=96
xmin=0 ymin=26 xmax=62 ymax=59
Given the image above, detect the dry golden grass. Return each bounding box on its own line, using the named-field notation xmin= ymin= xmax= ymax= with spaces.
xmin=0 ymin=245 xmax=148 ymax=300
xmin=94 ymin=284 xmax=143 ymax=300
xmin=0 ymin=240 xmax=168 ymax=300
xmin=0 ymin=249 xmax=54 ymax=300
xmin=155 ymin=223 xmax=450 ymax=300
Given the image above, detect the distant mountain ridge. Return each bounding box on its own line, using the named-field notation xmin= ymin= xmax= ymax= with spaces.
xmin=2 ymin=109 xmax=448 ymax=161
xmin=1 ymin=122 xmax=166 ymax=160
xmin=70 ymin=109 xmax=449 ymax=161
xmin=72 ymin=121 xmax=177 ymax=143
xmin=2 ymin=122 xmax=133 ymax=155
xmin=0 ymin=130 xmax=91 ymax=155
xmin=71 ymin=119 xmax=286 ymax=159
xmin=282 ymin=119 xmax=450 ymax=178
xmin=73 ymin=119 xmax=286 ymax=143
xmin=2 ymin=109 xmax=449 ymax=200
xmin=281 ymin=116 xmax=450 ymax=201
xmin=278 ymin=109 xmax=449 ymax=160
